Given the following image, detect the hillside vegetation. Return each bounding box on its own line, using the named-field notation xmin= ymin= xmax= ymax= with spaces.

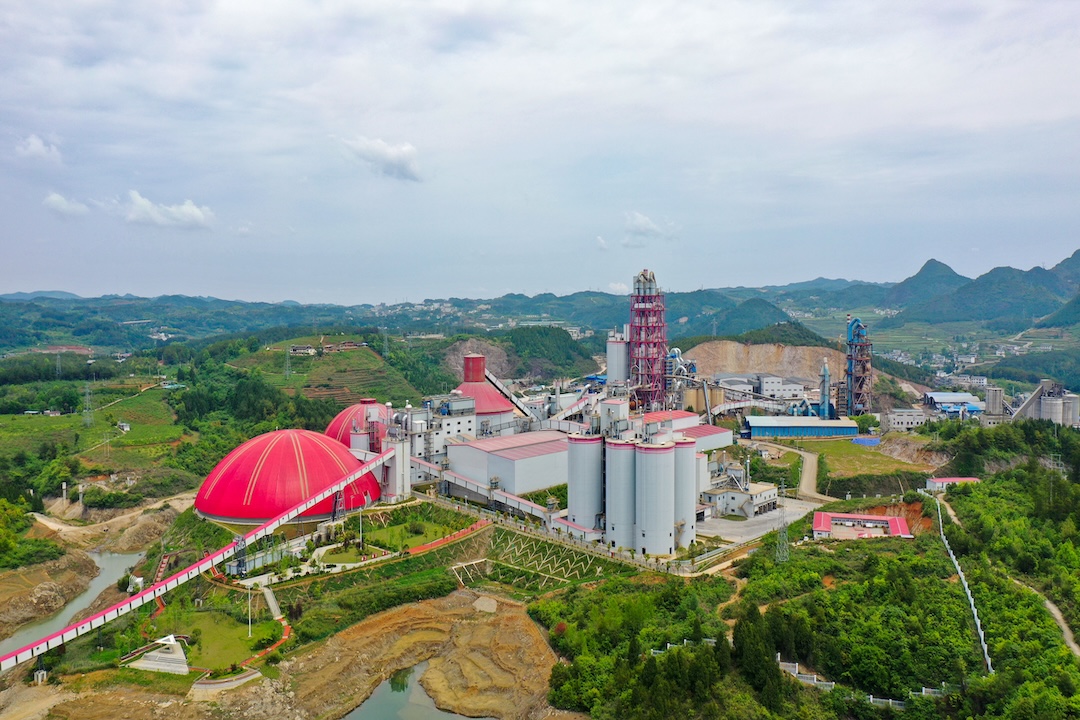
xmin=885 ymin=266 xmax=1075 ymax=329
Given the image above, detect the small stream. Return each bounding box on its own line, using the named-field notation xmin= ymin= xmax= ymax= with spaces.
xmin=344 ymin=661 xmax=495 ymax=720
xmin=0 ymin=550 xmax=144 ymax=657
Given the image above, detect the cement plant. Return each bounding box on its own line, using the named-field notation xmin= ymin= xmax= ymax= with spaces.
xmin=2 ymin=266 xmax=1080 ymax=720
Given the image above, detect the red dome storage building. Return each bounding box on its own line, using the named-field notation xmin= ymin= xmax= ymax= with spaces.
xmin=194 ymin=428 xmax=381 ymax=525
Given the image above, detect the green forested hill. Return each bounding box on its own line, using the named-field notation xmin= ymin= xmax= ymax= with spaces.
xmin=883 ymin=258 xmax=971 ymax=307
xmin=884 ymin=266 xmax=1072 ymax=327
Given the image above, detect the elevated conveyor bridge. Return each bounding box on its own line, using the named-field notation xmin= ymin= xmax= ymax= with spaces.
xmin=0 ymin=448 xmax=395 ymax=673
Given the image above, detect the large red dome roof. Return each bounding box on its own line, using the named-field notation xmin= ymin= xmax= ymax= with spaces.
xmin=194 ymin=429 xmax=381 ymax=524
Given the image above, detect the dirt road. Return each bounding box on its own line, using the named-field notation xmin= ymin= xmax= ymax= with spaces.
xmin=1011 ymin=578 xmax=1080 ymax=658
xmin=31 ymin=492 xmax=195 ymax=551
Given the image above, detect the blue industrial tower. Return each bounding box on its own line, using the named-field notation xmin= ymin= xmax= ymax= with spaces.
xmin=845 ymin=315 xmax=872 ymax=416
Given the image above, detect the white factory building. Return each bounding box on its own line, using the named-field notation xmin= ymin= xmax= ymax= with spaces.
xmin=446 ymin=431 xmax=568 ymax=497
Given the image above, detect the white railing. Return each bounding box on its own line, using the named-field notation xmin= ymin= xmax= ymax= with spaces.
xmin=921 ymin=489 xmax=993 ymax=674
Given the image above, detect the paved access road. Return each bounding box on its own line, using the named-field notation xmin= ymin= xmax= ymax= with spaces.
xmin=753 ymin=441 xmax=834 ymax=503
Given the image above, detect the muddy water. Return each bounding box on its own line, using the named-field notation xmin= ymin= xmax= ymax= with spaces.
xmin=0 ymin=550 xmax=143 ymax=657
xmin=345 ymin=661 xmax=495 ymax=720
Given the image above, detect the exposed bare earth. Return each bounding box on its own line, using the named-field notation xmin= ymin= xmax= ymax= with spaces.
xmin=876 ymin=435 xmax=950 ymax=469
xmin=32 ymin=494 xmax=193 ymax=551
xmin=684 ymin=340 xmax=929 ymax=393
xmin=444 ymin=339 xmax=514 ymax=379
xmin=0 ymin=550 xmax=99 ymax=642
xmin=14 ymin=590 xmax=585 ymax=720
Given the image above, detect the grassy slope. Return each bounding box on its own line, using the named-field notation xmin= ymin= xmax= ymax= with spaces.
xmin=230 ymin=335 xmax=423 ymax=405
xmin=799 ymin=438 xmax=933 ymax=477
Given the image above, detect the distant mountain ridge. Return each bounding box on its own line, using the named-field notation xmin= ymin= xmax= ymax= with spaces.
xmin=884 ymin=259 xmax=971 ymax=308
xmin=884 ymin=260 xmax=1078 ymax=328
xmin=0 ymin=290 xmax=82 ymax=301
xmin=4 ymin=249 xmax=1080 ymax=352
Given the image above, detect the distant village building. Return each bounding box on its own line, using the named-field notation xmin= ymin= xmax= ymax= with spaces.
xmin=926 ymin=477 xmax=980 ymax=492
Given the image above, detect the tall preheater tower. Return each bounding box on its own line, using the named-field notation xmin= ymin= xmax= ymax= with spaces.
xmin=629 ymin=269 xmax=667 ymax=411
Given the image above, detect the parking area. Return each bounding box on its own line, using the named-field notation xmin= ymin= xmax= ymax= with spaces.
xmin=697 ymin=497 xmax=821 ymax=545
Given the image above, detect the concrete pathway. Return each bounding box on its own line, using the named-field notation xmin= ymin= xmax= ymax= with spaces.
xmin=262 ymin=586 xmax=282 ymax=620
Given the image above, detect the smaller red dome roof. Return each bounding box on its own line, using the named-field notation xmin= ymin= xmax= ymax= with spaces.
xmin=325 ymin=399 xmax=389 ymax=446
xmin=195 ymin=429 xmax=381 ymax=524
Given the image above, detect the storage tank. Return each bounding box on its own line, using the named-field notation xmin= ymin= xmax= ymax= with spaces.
xmin=606 ymin=336 xmax=629 ymax=384
xmin=674 ymin=438 xmax=697 ymax=549
xmin=635 ymin=441 xmax=675 ymax=556
xmin=986 ymin=386 xmax=1004 ymax=416
xmin=1042 ymin=396 xmax=1064 ymax=425
xmin=1065 ymin=395 xmax=1080 ymax=426
xmin=568 ymin=435 xmax=604 ymax=529
xmin=604 ymin=440 xmax=637 ymax=550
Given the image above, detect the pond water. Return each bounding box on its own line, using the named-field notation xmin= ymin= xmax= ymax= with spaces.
xmin=344 ymin=661 xmax=495 ymax=720
xmin=0 ymin=550 xmax=144 ymax=656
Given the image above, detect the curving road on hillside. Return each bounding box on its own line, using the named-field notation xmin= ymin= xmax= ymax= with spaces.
xmin=755 ymin=442 xmax=833 ymax=503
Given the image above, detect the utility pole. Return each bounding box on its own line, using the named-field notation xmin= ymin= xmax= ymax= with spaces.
xmin=83 ymin=383 xmax=93 ymax=427
xmin=775 ymin=477 xmax=790 ymax=563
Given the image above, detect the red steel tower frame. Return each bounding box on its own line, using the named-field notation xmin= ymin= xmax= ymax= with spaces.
xmin=629 ymin=269 xmax=667 ymax=411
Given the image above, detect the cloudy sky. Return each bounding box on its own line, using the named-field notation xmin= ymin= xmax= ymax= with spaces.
xmin=3 ymin=1 xmax=1079 ymax=304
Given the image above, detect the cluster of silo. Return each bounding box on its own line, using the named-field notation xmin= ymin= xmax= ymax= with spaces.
xmin=1043 ymin=393 xmax=1080 ymax=426
xmin=568 ymin=433 xmax=696 ymax=557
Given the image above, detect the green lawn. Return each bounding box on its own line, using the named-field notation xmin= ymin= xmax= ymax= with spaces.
xmin=156 ymin=610 xmax=280 ymax=670
xmin=323 ymin=545 xmax=381 ymax=563
xmin=363 ymin=521 xmax=452 ymax=551
xmin=800 ymin=438 xmax=932 ymax=477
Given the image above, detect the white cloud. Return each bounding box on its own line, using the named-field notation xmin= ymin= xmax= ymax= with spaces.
xmin=16 ymin=134 xmax=62 ymax=163
xmin=342 ymin=136 xmax=421 ymax=181
xmin=622 ymin=211 xmax=674 ymax=247
xmin=596 ymin=235 xmax=608 ymax=250
xmin=42 ymin=192 xmax=88 ymax=216
xmin=608 ymin=282 xmax=629 ymax=294
xmin=125 ymin=190 xmax=214 ymax=229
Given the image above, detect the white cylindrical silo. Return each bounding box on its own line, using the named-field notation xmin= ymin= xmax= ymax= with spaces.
xmin=605 ymin=440 xmax=637 ymax=550
xmin=1042 ymin=396 xmax=1064 ymax=425
xmin=568 ymin=435 xmax=604 ymax=529
xmin=986 ymin=386 xmax=1004 ymax=416
xmin=607 ymin=339 xmax=629 ymax=384
xmin=635 ymin=441 xmax=675 ymax=557
xmin=1065 ymin=395 xmax=1080 ymax=426
xmin=674 ymin=438 xmax=697 ymax=549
